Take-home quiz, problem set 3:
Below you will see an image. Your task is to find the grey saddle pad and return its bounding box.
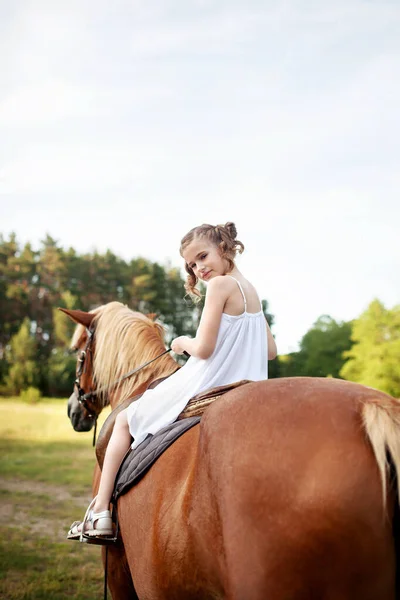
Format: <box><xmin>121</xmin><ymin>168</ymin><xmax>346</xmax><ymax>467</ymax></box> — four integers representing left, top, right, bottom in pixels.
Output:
<box><xmin>113</xmin><ymin>416</ymin><xmax>201</xmax><ymax>500</ymax></box>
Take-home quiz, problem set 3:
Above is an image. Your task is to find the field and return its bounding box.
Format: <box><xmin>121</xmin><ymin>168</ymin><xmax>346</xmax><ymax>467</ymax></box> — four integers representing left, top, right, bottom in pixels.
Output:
<box><xmin>0</xmin><ymin>398</ymin><xmax>111</xmax><ymax>600</ymax></box>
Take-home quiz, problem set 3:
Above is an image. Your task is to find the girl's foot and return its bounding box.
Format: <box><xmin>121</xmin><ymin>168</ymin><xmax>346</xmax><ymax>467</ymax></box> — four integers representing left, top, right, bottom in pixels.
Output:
<box><xmin>67</xmin><ymin>498</ymin><xmax>113</xmax><ymax>540</ymax></box>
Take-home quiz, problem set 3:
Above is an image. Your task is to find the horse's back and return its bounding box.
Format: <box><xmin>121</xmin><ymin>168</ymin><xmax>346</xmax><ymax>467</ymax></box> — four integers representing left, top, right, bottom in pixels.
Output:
<box><xmin>191</xmin><ymin>377</ymin><xmax>396</xmax><ymax>599</ymax></box>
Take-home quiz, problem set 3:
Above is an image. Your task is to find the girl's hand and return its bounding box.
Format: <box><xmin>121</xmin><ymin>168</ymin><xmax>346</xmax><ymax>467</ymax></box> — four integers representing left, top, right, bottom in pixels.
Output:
<box><xmin>171</xmin><ymin>336</ymin><xmax>188</xmax><ymax>355</ymax></box>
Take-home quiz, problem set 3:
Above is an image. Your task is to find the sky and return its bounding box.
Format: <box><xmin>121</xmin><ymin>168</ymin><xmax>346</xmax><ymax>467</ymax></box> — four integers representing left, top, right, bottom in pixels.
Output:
<box><xmin>1</xmin><ymin>0</ymin><xmax>399</xmax><ymax>354</ymax></box>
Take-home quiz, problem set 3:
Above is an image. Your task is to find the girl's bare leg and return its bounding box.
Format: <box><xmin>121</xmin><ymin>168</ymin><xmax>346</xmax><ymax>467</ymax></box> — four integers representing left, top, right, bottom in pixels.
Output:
<box><xmin>93</xmin><ymin>408</ymin><xmax>131</xmax><ymax>513</ymax></box>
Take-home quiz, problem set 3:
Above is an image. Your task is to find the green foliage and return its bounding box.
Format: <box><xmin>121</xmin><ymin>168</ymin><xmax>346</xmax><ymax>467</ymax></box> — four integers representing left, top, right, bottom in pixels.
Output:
<box><xmin>5</xmin><ymin>318</ymin><xmax>39</xmax><ymax>394</ymax></box>
<box><xmin>53</xmin><ymin>290</ymin><xmax>78</xmax><ymax>347</ymax></box>
<box><xmin>340</xmin><ymin>300</ymin><xmax>400</xmax><ymax>396</ymax></box>
<box><xmin>47</xmin><ymin>348</ymin><xmax>77</xmax><ymax>397</ymax></box>
<box><xmin>0</xmin><ymin>233</ymin><xmax>283</xmax><ymax>393</ymax></box>
<box><xmin>278</xmin><ymin>351</ymin><xmax>304</xmax><ymax>377</ymax></box>
<box><xmin>279</xmin><ymin>315</ymin><xmax>352</xmax><ymax>378</ymax></box>
<box><xmin>299</xmin><ymin>315</ymin><xmax>353</xmax><ymax>377</ymax></box>
<box><xmin>47</xmin><ymin>292</ymin><xmax>78</xmax><ymax>396</ymax></box>
<box><xmin>2</xmin><ymin>234</ymin><xmax>399</xmax><ymax>397</ymax></box>
<box><xmin>0</xmin><ymin>234</ymin><xmax>213</xmax><ymax>395</ymax></box>
<box><xmin>262</xmin><ymin>299</ymin><xmax>280</xmax><ymax>378</ymax></box>
<box><xmin>20</xmin><ymin>386</ymin><xmax>42</xmax><ymax>404</ymax></box>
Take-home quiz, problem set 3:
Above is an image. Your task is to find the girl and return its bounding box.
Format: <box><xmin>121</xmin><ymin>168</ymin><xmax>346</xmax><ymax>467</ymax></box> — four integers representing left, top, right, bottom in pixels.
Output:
<box><xmin>68</xmin><ymin>221</ymin><xmax>277</xmax><ymax>540</ymax></box>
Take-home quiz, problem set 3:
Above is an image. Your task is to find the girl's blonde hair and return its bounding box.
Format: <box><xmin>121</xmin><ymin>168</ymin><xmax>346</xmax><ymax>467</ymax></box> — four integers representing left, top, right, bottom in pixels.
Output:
<box><xmin>180</xmin><ymin>221</ymin><xmax>244</xmax><ymax>300</ymax></box>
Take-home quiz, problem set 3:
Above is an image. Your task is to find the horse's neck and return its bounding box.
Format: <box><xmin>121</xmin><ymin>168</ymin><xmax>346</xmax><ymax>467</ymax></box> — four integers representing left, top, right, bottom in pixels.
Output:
<box><xmin>108</xmin><ymin>353</ymin><xmax>178</xmax><ymax>410</ymax></box>
<box><xmin>109</xmin><ymin>380</ymin><xmax>148</xmax><ymax>409</ymax></box>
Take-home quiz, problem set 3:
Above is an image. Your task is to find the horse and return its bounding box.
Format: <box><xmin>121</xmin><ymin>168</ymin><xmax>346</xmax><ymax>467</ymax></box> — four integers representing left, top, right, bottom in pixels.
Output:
<box><xmin>62</xmin><ymin>301</ymin><xmax>400</xmax><ymax>600</ymax></box>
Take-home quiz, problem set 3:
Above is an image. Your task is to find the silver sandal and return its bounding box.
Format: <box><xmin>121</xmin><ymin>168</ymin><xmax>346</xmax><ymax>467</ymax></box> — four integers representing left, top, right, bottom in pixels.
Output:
<box><xmin>67</xmin><ymin>497</ymin><xmax>113</xmax><ymax>541</ymax></box>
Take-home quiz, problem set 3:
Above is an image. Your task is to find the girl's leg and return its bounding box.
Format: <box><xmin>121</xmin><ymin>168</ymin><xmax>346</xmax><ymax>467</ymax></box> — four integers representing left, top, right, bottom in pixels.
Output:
<box><xmin>93</xmin><ymin>408</ymin><xmax>131</xmax><ymax>513</ymax></box>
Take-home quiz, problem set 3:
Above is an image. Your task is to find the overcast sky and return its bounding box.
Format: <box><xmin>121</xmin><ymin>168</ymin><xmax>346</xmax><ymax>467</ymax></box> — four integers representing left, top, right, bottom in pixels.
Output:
<box><xmin>1</xmin><ymin>0</ymin><xmax>399</xmax><ymax>354</ymax></box>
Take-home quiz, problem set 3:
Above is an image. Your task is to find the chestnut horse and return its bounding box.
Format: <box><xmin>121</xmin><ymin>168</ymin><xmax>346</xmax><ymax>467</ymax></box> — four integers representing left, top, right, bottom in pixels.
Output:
<box><xmin>63</xmin><ymin>302</ymin><xmax>400</xmax><ymax>600</ymax></box>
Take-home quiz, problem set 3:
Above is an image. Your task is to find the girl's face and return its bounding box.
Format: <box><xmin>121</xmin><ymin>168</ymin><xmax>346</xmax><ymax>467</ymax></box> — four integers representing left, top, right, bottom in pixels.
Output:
<box><xmin>182</xmin><ymin>237</ymin><xmax>230</xmax><ymax>282</ymax></box>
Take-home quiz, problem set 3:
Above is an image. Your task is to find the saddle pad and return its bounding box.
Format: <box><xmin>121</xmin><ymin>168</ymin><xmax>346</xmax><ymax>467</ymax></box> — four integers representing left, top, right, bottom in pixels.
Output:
<box><xmin>113</xmin><ymin>416</ymin><xmax>200</xmax><ymax>500</ymax></box>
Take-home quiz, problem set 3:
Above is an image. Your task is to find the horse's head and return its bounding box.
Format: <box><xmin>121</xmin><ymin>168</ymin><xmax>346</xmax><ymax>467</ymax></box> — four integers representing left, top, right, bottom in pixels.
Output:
<box><xmin>60</xmin><ymin>307</ymin><xmax>101</xmax><ymax>432</ymax></box>
<box><xmin>60</xmin><ymin>302</ymin><xmax>178</xmax><ymax>434</ymax></box>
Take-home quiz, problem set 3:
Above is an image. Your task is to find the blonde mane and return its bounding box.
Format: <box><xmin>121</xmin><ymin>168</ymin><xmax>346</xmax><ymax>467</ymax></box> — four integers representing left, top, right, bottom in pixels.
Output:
<box><xmin>72</xmin><ymin>302</ymin><xmax>178</xmax><ymax>408</ymax></box>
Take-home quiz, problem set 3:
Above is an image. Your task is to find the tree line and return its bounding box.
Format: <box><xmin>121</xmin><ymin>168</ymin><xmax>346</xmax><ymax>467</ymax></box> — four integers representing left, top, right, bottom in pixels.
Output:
<box><xmin>1</xmin><ymin>233</ymin><xmax>399</xmax><ymax>399</ymax></box>
<box><xmin>279</xmin><ymin>303</ymin><xmax>400</xmax><ymax>397</ymax></box>
<box><xmin>0</xmin><ymin>233</ymin><xmax>276</xmax><ymax>397</ymax></box>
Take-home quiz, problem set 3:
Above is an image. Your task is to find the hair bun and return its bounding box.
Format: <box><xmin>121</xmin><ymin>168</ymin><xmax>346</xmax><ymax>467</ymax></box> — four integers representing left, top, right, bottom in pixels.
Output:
<box><xmin>224</xmin><ymin>222</ymin><xmax>237</xmax><ymax>240</ymax></box>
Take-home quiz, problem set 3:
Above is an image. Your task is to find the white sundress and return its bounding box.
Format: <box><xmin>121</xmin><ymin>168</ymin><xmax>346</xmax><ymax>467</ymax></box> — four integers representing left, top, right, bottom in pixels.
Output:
<box><xmin>127</xmin><ymin>276</ymin><xmax>268</xmax><ymax>449</ymax></box>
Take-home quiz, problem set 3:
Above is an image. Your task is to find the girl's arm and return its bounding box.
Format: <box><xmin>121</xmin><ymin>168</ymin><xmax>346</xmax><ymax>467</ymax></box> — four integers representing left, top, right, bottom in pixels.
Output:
<box><xmin>266</xmin><ymin>321</ymin><xmax>277</xmax><ymax>360</ymax></box>
<box><xmin>173</xmin><ymin>276</ymin><xmax>229</xmax><ymax>360</ymax></box>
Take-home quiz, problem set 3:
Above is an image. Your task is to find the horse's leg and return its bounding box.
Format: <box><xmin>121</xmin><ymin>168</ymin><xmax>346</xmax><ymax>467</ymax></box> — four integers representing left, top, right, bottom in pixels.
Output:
<box><xmin>103</xmin><ymin>544</ymin><xmax>139</xmax><ymax>600</ymax></box>
<box><xmin>117</xmin><ymin>428</ymin><xmax>224</xmax><ymax>600</ymax></box>
<box><xmin>92</xmin><ymin>455</ymin><xmax>138</xmax><ymax>599</ymax></box>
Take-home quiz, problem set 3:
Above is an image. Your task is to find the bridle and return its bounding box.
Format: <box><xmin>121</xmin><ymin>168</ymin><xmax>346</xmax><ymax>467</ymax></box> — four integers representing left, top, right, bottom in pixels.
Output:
<box><xmin>73</xmin><ymin>326</ymin><xmax>173</xmax><ymax>445</ymax></box>
<box><xmin>73</xmin><ymin>327</ymin><xmax>100</xmax><ymax>445</ymax></box>
<box><xmin>74</xmin><ymin>328</ymin><xmax>97</xmax><ymax>413</ymax></box>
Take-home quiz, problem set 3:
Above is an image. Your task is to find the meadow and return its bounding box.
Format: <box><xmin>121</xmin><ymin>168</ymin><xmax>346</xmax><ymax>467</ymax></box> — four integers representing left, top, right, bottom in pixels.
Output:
<box><xmin>0</xmin><ymin>398</ymin><xmax>111</xmax><ymax>600</ymax></box>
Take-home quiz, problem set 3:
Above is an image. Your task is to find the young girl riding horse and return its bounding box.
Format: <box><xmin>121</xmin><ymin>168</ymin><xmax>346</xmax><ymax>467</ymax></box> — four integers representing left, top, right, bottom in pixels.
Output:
<box><xmin>68</xmin><ymin>221</ymin><xmax>277</xmax><ymax>540</ymax></box>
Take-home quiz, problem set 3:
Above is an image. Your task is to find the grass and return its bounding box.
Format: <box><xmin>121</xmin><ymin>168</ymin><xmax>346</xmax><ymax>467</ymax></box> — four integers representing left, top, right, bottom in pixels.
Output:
<box><xmin>0</xmin><ymin>398</ymin><xmax>111</xmax><ymax>599</ymax></box>
<box><xmin>0</xmin><ymin>439</ymin><xmax>99</xmax><ymax>494</ymax></box>
<box><xmin>0</xmin><ymin>528</ymin><xmax>103</xmax><ymax>600</ymax></box>
<box><xmin>0</xmin><ymin>397</ymin><xmax>104</xmax><ymax>442</ymax></box>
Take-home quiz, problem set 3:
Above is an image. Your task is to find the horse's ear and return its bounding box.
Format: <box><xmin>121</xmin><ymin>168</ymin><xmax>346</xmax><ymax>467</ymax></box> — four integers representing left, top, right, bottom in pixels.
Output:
<box><xmin>58</xmin><ymin>308</ymin><xmax>95</xmax><ymax>328</ymax></box>
<box><xmin>146</xmin><ymin>313</ymin><xmax>157</xmax><ymax>321</ymax></box>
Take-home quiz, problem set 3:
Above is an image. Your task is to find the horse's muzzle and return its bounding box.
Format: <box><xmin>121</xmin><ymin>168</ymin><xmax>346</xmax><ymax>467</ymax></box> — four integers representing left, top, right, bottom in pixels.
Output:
<box><xmin>67</xmin><ymin>392</ymin><xmax>95</xmax><ymax>432</ymax></box>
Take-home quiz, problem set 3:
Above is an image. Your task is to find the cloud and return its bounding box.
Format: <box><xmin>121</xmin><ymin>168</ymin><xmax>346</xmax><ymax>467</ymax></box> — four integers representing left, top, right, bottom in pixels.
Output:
<box><xmin>0</xmin><ymin>78</ymin><xmax>174</xmax><ymax>128</ymax></box>
<box><xmin>0</xmin><ymin>81</ymin><xmax>97</xmax><ymax>127</ymax></box>
<box><xmin>1</xmin><ymin>0</ymin><xmax>399</xmax><ymax>353</ymax></box>
<box><xmin>0</xmin><ymin>142</ymin><xmax>155</xmax><ymax>194</ymax></box>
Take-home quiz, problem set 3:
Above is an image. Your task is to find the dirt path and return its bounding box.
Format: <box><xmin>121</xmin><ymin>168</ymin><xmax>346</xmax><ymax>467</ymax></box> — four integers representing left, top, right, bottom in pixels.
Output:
<box><xmin>0</xmin><ymin>477</ymin><xmax>91</xmax><ymax>537</ymax></box>
<box><xmin>0</xmin><ymin>477</ymin><xmax>89</xmax><ymax>503</ymax></box>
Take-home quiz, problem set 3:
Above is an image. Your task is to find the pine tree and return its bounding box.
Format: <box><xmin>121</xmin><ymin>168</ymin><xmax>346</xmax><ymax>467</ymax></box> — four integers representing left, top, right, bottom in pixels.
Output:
<box><xmin>5</xmin><ymin>318</ymin><xmax>39</xmax><ymax>394</ymax></box>
<box><xmin>47</xmin><ymin>291</ymin><xmax>78</xmax><ymax>396</ymax></box>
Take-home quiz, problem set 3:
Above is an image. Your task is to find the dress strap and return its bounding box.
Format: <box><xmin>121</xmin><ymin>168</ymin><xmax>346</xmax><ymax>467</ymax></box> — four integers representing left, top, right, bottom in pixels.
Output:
<box><xmin>228</xmin><ymin>276</ymin><xmax>247</xmax><ymax>311</ymax></box>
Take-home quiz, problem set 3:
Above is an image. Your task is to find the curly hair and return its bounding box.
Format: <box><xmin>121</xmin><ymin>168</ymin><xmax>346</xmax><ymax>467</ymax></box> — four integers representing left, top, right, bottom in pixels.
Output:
<box><xmin>179</xmin><ymin>221</ymin><xmax>245</xmax><ymax>300</ymax></box>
